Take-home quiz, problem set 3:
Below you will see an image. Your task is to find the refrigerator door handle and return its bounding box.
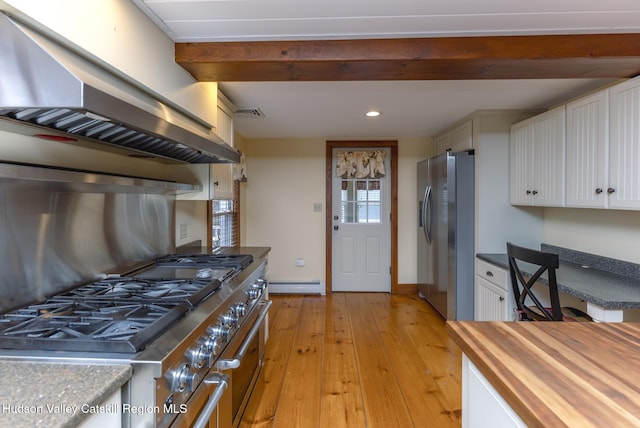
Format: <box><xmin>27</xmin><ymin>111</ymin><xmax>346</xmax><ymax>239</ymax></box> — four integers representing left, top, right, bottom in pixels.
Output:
<box><xmin>423</xmin><ymin>185</ymin><xmax>433</xmax><ymax>245</ymax></box>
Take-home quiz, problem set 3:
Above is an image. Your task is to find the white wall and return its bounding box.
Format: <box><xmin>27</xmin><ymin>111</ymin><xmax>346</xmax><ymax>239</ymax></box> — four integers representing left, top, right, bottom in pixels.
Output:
<box><xmin>175</xmin><ymin>200</ymin><xmax>209</xmax><ymax>248</ymax></box>
<box><xmin>241</xmin><ymin>137</ymin><xmax>431</xmax><ymax>284</ymax></box>
<box><xmin>544</xmin><ymin>208</ymin><xmax>640</xmax><ymax>264</ymax></box>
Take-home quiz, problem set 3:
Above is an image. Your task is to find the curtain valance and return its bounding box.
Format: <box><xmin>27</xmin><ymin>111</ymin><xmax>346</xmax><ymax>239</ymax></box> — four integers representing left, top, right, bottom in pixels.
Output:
<box><xmin>336</xmin><ymin>150</ymin><xmax>386</xmax><ymax>178</ymax></box>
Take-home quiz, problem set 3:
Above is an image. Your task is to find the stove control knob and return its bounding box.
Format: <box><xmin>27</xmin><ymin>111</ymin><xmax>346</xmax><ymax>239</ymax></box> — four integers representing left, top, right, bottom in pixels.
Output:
<box><xmin>168</xmin><ymin>363</ymin><xmax>192</xmax><ymax>393</ymax></box>
<box><xmin>186</xmin><ymin>344</ymin><xmax>207</xmax><ymax>369</ymax></box>
<box><xmin>185</xmin><ymin>371</ymin><xmax>201</xmax><ymax>393</ymax></box>
<box><xmin>247</xmin><ymin>288</ymin><xmax>260</xmax><ymax>300</ymax></box>
<box><xmin>253</xmin><ymin>279</ymin><xmax>267</xmax><ymax>292</ymax></box>
<box><xmin>232</xmin><ymin>302</ymin><xmax>246</xmax><ymax>317</ymax></box>
<box><xmin>219</xmin><ymin>311</ymin><xmax>239</xmax><ymax>327</ymax></box>
<box><xmin>208</xmin><ymin>324</ymin><xmax>230</xmax><ymax>343</ymax></box>
<box><xmin>202</xmin><ymin>335</ymin><xmax>222</xmax><ymax>359</ymax></box>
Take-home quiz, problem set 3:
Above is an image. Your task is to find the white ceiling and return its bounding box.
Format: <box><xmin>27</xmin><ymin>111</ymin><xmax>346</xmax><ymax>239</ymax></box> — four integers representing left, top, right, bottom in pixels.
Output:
<box><xmin>132</xmin><ymin>0</ymin><xmax>640</xmax><ymax>139</ymax></box>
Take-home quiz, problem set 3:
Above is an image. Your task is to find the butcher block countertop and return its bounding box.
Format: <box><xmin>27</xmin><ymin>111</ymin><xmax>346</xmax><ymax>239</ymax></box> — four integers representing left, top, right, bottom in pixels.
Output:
<box><xmin>448</xmin><ymin>321</ymin><xmax>640</xmax><ymax>428</ymax></box>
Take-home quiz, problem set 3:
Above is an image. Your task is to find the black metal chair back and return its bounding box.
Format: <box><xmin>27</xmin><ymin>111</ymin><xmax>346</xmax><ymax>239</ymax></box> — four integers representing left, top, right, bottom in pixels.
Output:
<box><xmin>507</xmin><ymin>242</ymin><xmax>563</xmax><ymax>321</ymax></box>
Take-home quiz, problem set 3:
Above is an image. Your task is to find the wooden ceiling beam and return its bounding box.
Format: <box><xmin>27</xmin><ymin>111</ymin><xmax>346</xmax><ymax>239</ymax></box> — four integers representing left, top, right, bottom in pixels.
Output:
<box><xmin>175</xmin><ymin>34</ymin><xmax>640</xmax><ymax>81</ymax></box>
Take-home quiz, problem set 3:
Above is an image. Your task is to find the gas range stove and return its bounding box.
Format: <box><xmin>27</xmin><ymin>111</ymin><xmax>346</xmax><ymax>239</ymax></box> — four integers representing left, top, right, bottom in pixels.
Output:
<box><xmin>0</xmin><ymin>251</ymin><xmax>269</xmax><ymax>427</ymax></box>
<box><xmin>0</xmin><ymin>253</ymin><xmax>253</xmax><ymax>355</ymax></box>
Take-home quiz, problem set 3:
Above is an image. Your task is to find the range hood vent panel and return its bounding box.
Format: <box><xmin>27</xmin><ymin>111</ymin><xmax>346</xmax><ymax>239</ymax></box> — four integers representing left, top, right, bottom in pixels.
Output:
<box><xmin>0</xmin><ymin>13</ymin><xmax>240</xmax><ymax>164</ymax></box>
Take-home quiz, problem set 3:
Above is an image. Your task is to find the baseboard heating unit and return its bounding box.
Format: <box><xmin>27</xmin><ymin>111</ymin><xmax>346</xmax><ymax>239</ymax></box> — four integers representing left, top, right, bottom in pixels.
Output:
<box><xmin>268</xmin><ymin>280</ymin><xmax>326</xmax><ymax>295</ymax></box>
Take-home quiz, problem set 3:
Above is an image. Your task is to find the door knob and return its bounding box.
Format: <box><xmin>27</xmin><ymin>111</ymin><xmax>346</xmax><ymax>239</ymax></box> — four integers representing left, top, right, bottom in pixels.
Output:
<box><xmin>333</xmin><ymin>225</ymin><xmax>339</xmax><ymax>231</ymax></box>
<box><xmin>333</xmin><ymin>215</ymin><xmax>339</xmax><ymax>220</ymax></box>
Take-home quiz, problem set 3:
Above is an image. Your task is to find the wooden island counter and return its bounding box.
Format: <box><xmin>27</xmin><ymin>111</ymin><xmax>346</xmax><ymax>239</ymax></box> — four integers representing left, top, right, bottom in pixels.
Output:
<box><xmin>447</xmin><ymin>321</ymin><xmax>640</xmax><ymax>427</ymax></box>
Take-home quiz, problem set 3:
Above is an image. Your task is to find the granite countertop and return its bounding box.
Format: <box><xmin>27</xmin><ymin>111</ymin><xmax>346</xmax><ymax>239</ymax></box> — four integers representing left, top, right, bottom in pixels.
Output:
<box><xmin>219</xmin><ymin>246</ymin><xmax>271</xmax><ymax>260</ymax></box>
<box><xmin>477</xmin><ymin>246</ymin><xmax>640</xmax><ymax>309</ymax></box>
<box><xmin>176</xmin><ymin>245</ymin><xmax>272</xmax><ymax>260</ymax></box>
<box><xmin>448</xmin><ymin>321</ymin><xmax>640</xmax><ymax>427</ymax></box>
<box><xmin>0</xmin><ymin>361</ymin><xmax>131</xmax><ymax>427</ymax></box>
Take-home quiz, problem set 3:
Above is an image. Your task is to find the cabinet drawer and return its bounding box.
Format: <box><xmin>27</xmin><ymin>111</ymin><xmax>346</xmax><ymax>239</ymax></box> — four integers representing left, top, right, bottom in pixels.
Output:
<box><xmin>476</xmin><ymin>259</ymin><xmax>507</xmax><ymax>289</ymax></box>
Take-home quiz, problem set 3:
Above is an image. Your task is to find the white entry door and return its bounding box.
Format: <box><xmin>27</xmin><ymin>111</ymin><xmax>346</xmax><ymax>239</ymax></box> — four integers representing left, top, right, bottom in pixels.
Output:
<box><xmin>331</xmin><ymin>148</ymin><xmax>391</xmax><ymax>292</ymax></box>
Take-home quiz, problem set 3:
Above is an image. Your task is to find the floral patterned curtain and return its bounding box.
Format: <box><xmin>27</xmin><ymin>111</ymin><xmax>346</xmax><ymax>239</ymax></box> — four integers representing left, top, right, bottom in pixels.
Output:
<box><xmin>335</xmin><ymin>150</ymin><xmax>386</xmax><ymax>178</ymax></box>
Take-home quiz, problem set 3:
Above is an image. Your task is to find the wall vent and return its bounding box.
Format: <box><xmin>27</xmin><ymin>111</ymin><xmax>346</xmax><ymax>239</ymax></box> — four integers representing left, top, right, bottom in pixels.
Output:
<box><xmin>234</xmin><ymin>107</ymin><xmax>265</xmax><ymax>119</ymax></box>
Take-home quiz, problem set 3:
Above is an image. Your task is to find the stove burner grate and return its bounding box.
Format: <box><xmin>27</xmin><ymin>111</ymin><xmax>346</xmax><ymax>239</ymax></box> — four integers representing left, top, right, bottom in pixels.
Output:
<box><xmin>0</xmin><ymin>299</ymin><xmax>188</xmax><ymax>353</ymax></box>
<box><xmin>54</xmin><ymin>277</ymin><xmax>220</xmax><ymax>307</ymax></box>
<box><xmin>155</xmin><ymin>253</ymin><xmax>254</xmax><ymax>271</ymax></box>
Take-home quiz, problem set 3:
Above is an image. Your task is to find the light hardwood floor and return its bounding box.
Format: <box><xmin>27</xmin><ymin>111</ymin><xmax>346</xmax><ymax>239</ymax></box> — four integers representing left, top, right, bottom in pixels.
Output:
<box><xmin>240</xmin><ymin>293</ymin><xmax>462</xmax><ymax>428</ymax></box>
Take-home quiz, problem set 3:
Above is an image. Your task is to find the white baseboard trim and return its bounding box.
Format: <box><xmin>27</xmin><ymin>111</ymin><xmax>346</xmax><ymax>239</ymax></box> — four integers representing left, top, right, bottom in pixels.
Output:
<box><xmin>269</xmin><ymin>280</ymin><xmax>326</xmax><ymax>295</ymax></box>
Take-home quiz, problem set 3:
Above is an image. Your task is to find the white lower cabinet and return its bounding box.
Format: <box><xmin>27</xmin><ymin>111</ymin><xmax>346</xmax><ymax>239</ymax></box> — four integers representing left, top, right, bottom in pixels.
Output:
<box><xmin>79</xmin><ymin>388</ymin><xmax>121</xmax><ymax>428</ymax></box>
<box><xmin>462</xmin><ymin>354</ymin><xmax>526</xmax><ymax>428</ymax></box>
<box><xmin>475</xmin><ymin>258</ymin><xmax>513</xmax><ymax>321</ymax></box>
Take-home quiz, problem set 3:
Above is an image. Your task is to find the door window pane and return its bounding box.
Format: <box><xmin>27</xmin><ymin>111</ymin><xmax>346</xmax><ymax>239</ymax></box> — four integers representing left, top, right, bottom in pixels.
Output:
<box><xmin>340</xmin><ymin>178</ymin><xmax>381</xmax><ymax>223</ymax></box>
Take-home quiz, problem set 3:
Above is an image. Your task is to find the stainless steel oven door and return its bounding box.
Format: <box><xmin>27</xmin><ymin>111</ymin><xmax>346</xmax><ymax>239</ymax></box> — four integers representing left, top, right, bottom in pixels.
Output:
<box><xmin>216</xmin><ymin>299</ymin><xmax>272</xmax><ymax>427</ymax></box>
<box><xmin>172</xmin><ymin>371</ymin><xmax>229</xmax><ymax>428</ymax></box>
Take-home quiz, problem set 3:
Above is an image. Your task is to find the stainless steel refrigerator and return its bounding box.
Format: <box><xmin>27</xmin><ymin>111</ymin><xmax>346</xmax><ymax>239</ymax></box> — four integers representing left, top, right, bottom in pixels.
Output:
<box><xmin>417</xmin><ymin>151</ymin><xmax>474</xmax><ymax>320</ymax></box>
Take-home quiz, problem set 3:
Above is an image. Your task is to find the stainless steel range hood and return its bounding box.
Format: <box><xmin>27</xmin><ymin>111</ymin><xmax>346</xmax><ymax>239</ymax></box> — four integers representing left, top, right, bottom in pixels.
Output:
<box><xmin>0</xmin><ymin>12</ymin><xmax>240</xmax><ymax>164</ymax></box>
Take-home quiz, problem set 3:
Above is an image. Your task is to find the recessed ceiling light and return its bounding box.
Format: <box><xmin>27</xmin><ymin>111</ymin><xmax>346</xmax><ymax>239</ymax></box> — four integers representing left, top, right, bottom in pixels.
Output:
<box><xmin>365</xmin><ymin>110</ymin><xmax>381</xmax><ymax>117</ymax></box>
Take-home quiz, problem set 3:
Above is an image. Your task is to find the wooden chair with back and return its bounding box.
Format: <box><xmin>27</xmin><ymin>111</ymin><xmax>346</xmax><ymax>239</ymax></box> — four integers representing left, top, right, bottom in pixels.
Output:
<box><xmin>507</xmin><ymin>242</ymin><xmax>592</xmax><ymax>322</ymax></box>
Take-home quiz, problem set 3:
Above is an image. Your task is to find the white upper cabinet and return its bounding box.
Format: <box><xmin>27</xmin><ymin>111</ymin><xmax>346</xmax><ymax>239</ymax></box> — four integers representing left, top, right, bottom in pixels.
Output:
<box><xmin>172</xmin><ymin>92</ymin><xmax>237</xmax><ymax>201</ymax></box>
<box><xmin>609</xmin><ymin>78</ymin><xmax>640</xmax><ymax>210</ymax></box>
<box><xmin>434</xmin><ymin>120</ymin><xmax>473</xmax><ymax>154</ymax></box>
<box><xmin>434</xmin><ymin>133</ymin><xmax>452</xmax><ymax>155</ymax></box>
<box><xmin>510</xmin><ymin>106</ymin><xmax>565</xmax><ymax>206</ymax></box>
<box><xmin>216</xmin><ymin>103</ymin><xmax>235</xmax><ymax>148</ymax></box>
<box><xmin>512</xmin><ymin>75</ymin><xmax>640</xmax><ymax>211</ymax></box>
<box><xmin>509</xmin><ymin>120</ymin><xmax>535</xmax><ymax>205</ymax></box>
<box><xmin>211</xmin><ymin>100</ymin><xmax>236</xmax><ymax>200</ymax></box>
<box><xmin>565</xmin><ymin>91</ymin><xmax>609</xmax><ymax>208</ymax></box>
<box><xmin>211</xmin><ymin>163</ymin><xmax>234</xmax><ymax>200</ymax></box>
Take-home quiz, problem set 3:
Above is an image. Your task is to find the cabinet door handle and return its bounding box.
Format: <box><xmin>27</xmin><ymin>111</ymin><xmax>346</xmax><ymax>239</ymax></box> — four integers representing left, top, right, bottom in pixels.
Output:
<box><xmin>532</xmin><ymin>190</ymin><xmax>538</xmax><ymax>195</ymax></box>
<box><xmin>486</xmin><ymin>271</ymin><xmax>494</xmax><ymax>277</ymax></box>
<box><xmin>607</xmin><ymin>188</ymin><xmax>616</xmax><ymax>194</ymax></box>
<box><xmin>595</xmin><ymin>188</ymin><xmax>603</xmax><ymax>194</ymax></box>
<box><xmin>499</xmin><ymin>297</ymin><xmax>505</xmax><ymax>302</ymax></box>
<box><xmin>526</xmin><ymin>190</ymin><xmax>532</xmax><ymax>195</ymax></box>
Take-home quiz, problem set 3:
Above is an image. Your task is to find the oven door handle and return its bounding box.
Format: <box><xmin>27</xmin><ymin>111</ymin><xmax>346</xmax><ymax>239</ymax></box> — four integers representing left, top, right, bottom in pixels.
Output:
<box><xmin>216</xmin><ymin>299</ymin><xmax>272</xmax><ymax>371</ymax></box>
<box><xmin>192</xmin><ymin>372</ymin><xmax>230</xmax><ymax>428</ymax></box>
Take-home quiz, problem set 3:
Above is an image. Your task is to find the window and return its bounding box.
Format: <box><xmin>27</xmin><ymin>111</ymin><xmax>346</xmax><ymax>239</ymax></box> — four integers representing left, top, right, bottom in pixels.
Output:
<box><xmin>340</xmin><ymin>179</ymin><xmax>381</xmax><ymax>224</ymax></box>
<box><xmin>210</xmin><ymin>180</ymin><xmax>240</xmax><ymax>247</ymax></box>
